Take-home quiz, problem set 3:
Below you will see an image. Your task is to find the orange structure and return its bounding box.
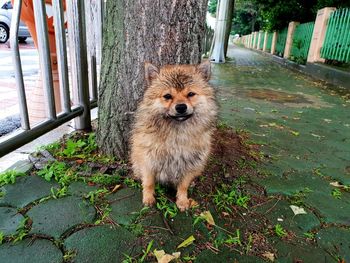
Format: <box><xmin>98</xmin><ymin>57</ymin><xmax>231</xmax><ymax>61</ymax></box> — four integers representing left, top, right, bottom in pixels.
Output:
<box><xmin>13</xmin><ymin>0</ymin><xmax>66</xmax><ymax>123</ymax></box>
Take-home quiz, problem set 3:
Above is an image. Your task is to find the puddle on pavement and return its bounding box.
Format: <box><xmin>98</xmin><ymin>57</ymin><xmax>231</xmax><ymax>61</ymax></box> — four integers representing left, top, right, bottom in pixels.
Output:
<box><xmin>238</xmin><ymin>88</ymin><xmax>333</xmax><ymax>108</ymax></box>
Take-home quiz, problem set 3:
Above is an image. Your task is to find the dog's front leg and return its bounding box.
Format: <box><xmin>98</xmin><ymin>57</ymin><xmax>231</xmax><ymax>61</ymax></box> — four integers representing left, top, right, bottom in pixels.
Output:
<box><xmin>176</xmin><ymin>173</ymin><xmax>198</xmax><ymax>211</ymax></box>
<box><xmin>141</xmin><ymin>171</ymin><xmax>156</xmax><ymax>206</ymax></box>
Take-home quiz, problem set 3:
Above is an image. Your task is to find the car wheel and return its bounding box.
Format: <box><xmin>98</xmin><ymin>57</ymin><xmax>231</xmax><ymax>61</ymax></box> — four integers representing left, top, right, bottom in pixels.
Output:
<box><xmin>0</xmin><ymin>23</ymin><xmax>9</xmax><ymax>44</ymax></box>
<box><xmin>18</xmin><ymin>37</ymin><xmax>27</xmax><ymax>43</ymax></box>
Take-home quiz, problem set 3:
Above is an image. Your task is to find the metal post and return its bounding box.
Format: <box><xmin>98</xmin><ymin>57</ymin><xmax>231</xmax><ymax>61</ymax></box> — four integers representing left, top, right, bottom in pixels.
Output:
<box><xmin>67</xmin><ymin>0</ymin><xmax>91</xmax><ymax>130</ymax></box>
<box><xmin>10</xmin><ymin>0</ymin><xmax>30</xmax><ymax>130</ymax></box>
<box><xmin>52</xmin><ymin>0</ymin><xmax>71</xmax><ymax>113</ymax></box>
<box><xmin>33</xmin><ymin>0</ymin><xmax>56</xmax><ymax>120</ymax></box>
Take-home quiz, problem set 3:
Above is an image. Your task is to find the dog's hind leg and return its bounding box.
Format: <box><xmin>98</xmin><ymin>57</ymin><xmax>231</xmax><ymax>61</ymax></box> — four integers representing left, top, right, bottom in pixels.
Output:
<box><xmin>141</xmin><ymin>170</ymin><xmax>156</xmax><ymax>206</ymax></box>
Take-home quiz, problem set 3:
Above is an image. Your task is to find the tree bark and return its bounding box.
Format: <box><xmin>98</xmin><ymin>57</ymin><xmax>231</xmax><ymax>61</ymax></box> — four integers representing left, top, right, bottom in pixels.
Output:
<box><xmin>97</xmin><ymin>0</ymin><xmax>208</xmax><ymax>159</ymax></box>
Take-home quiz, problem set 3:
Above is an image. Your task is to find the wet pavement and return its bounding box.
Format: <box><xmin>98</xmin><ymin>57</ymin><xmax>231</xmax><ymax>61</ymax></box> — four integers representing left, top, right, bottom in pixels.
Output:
<box><xmin>0</xmin><ymin>45</ymin><xmax>349</xmax><ymax>262</ymax></box>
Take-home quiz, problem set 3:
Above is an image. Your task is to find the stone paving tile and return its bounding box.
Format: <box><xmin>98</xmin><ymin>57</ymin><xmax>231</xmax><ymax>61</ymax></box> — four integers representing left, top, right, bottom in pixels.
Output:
<box><xmin>0</xmin><ymin>175</ymin><xmax>58</xmax><ymax>208</ymax></box>
<box><xmin>0</xmin><ymin>239</ymin><xmax>63</xmax><ymax>263</ymax></box>
<box><xmin>316</xmin><ymin>227</ymin><xmax>350</xmax><ymax>262</ymax></box>
<box><xmin>0</xmin><ymin>207</ymin><xmax>24</xmax><ymax>236</ymax></box>
<box><xmin>64</xmin><ymin>225</ymin><xmax>140</xmax><ymax>263</ymax></box>
<box><xmin>67</xmin><ymin>181</ymin><xmax>100</xmax><ymax>197</ymax></box>
<box><xmin>27</xmin><ymin>196</ymin><xmax>96</xmax><ymax>238</ymax></box>
<box><xmin>108</xmin><ymin>187</ymin><xmax>143</xmax><ymax>225</ymax></box>
<box><xmin>254</xmin><ymin>199</ymin><xmax>320</xmax><ymax>235</ymax></box>
<box><xmin>195</xmin><ymin>248</ymin><xmax>266</xmax><ymax>262</ymax></box>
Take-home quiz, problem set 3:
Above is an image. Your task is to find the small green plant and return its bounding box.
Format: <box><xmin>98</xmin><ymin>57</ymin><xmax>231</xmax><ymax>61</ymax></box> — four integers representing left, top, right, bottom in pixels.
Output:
<box><xmin>274</xmin><ymin>224</ymin><xmax>287</xmax><ymax>238</ymax></box>
<box><xmin>37</xmin><ymin>161</ymin><xmax>76</xmax><ymax>187</ymax></box>
<box><xmin>124</xmin><ymin>178</ymin><xmax>141</xmax><ymax>188</ymax></box>
<box><xmin>90</xmin><ymin>173</ymin><xmax>121</xmax><ymax>186</ymax></box>
<box><xmin>245</xmin><ymin>233</ymin><xmax>253</xmax><ymax>254</ymax></box>
<box><xmin>0</xmin><ymin>191</ymin><xmax>4</xmax><ymax>198</ymax></box>
<box><xmin>95</xmin><ymin>204</ymin><xmax>112</xmax><ymax>225</ymax></box>
<box><xmin>0</xmin><ymin>231</ymin><xmax>4</xmax><ymax>244</ymax></box>
<box><xmin>51</xmin><ymin>186</ymin><xmax>68</xmax><ymax>199</ymax></box>
<box><xmin>126</xmin><ymin>223</ymin><xmax>144</xmax><ymax>236</ymax></box>
<box><xmin>213</xmin><ymin>184</ymin><xmax>250</xmax><ymax>213</ymax></box>
<box><xmin>224</xmin><ymin>229</ymin><xmax>242</xmax><ymax>246</ymax></box>
<box><xmin>0</xmin><ymin>170</ymin><xmax>25</xmax><ymax>186</ymax></box>
<box><xmin>290</xmin><ymin>187</ymin><xmax>313</xmax><ymax>206</ymax></box>
<box><xmin>331</xmin><ymin>189</ymin><xmax>342</xmax><ymax>199</ymax></box>
<box><xmin>85</xmin><ymin>188</ymin><xmax>109</xmax><ymax>204</ymax></box>
<box><xmin>41</xmin><ymin>141</ymin><xmax>61</xmax><ymax>152</ymax></box>
<box><xmin>303</xmin><ymin>232</ymin><xmax>315</xmax><ymax>239</ymax></box>
<box><xmin>12</xmin><ymin>218</ymin><xmax>29</xmax><ymax>243</ymax></box>
<box><xmin>63</xmin><ymin>250</ymin><xmax>77</xmax><ymax>262</ymax></box>
<box><xmin>140</xmin><ymin>240</ymin><xmax>154</xmax><ymax>262</ymax></box>
<box><xmin>156</xmin><ymin>195</ymin><xmax>178</xmax><ymax>219</ymax></box>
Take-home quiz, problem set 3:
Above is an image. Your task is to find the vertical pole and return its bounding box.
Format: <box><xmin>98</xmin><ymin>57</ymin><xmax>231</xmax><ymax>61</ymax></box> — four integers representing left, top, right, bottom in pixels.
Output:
<box><xmin>10</xmin><ymin>0</ymin><xmax>30</xmax><ymax>130</ymax></box>
<box><xmin>307</xmin><ymin>7</ymin><xmax>336</xmax><ymax>63</ymax></box>
<box><xmin>284</xmin><ymin>21</ymin><xmax>299</xmax><ymax>59</ymax></box>
<box><xmin>67</xmin><ymin>0</ymin><xmax>91</xmax><ymax>130</ymax></box>
<box><xmin>52</xmin><ymin>0</ymin><xmax>71</xmax><ymax>113</ymax></box>
<box><xmin>257</xmin><ymin>31</ymin><xmax>261</xmax><ymax>50</ymax></box>
<box><xmin>210</xmin><ymin>0</ymin><xmax>230</xmax><ymax>63</ymax></box>
<box><xmin>33</xmin><ymin>0</ymin><xmax>56</xmax><ymax>120</ymax></box>
<box><xmin>271</xmin><ymin>31</ymin><xmax>277</xmax><ymax>54</ymax></box>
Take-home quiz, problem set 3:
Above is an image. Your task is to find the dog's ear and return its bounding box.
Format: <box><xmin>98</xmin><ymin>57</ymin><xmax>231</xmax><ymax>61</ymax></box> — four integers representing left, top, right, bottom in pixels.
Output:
<box><xmin>145</xmin><ymin>62</ymin><xmax>159</xmax><ymax>86</ymax></box>
<box><xmin>196</xmin><ymin>61</ymin><xmax>211</xmax><ymax>81</ymax></box>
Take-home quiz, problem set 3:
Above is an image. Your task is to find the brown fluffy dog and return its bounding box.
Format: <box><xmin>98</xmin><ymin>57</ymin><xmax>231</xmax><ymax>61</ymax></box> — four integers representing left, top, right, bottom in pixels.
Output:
<box><xmin>130</xmin><ymin>61</ymin><xmax>217</xmax><ymax>211</ymax></box>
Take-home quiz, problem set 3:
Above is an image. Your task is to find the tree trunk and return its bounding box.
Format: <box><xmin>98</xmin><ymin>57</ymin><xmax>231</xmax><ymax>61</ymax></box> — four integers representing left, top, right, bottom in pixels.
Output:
<box><xmin>224</xmin><ymin>0</ymin><xmax>234</xmax><ymax>57</ymax></box>
<box><xmin>96</xmin><ymin>0</ymin><xmax>208</xmax><ymax>159</ymax></box>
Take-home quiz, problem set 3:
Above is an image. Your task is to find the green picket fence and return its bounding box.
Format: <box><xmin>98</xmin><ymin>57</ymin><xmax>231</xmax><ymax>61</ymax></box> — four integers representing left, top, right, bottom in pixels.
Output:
<box><xmin>321</xmin><ymin>8</ymin><xmax>350</xmax><ymax>63</ymax></box>
<box><xmin>259</xmin><ymin>32</ymin><xmax>265</xmax><ymax>49</ymax></box>
<box><xmin>290</xmin><ymin>22</ymin><xmax>315</xmax><ymax>63</ymax></box>
<box><xmin>254</xmin><ymin>33</ymin><xmax>258</xmax><ymax>47</ymax></box>
<box><xmin>275</xmin><ymin>28</ymin><xmax>288</xmax><ymax>56</ymax></box>
<box><xmin>265</xmin><ymin>32</ymin><xmax>273</xmax><ymax>52</ymax></box>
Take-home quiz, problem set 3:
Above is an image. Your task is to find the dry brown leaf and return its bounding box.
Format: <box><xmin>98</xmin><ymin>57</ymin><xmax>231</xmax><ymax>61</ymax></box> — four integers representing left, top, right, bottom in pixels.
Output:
<box><xmin>262</xmin><ymin>252</ymin><xmax>275</xmax><ymax>262</ymax></box>
<box><xmin>111</xmin><ymin>184</ymin><xmax>121</xmax><ymax>193</ymax></box>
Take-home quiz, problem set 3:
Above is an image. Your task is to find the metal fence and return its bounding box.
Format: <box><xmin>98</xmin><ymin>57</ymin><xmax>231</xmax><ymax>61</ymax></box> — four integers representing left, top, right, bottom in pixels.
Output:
<box><xmin>275</xmin><ymin>27</ymin><xmax>288</xmax><ymax>56</ymax></box>
<box><xmin>0</xmin><ymin>0</ymin><xmax>104</xmax><ymax>157</ymax></box>
<box><xmin>290</xmin><ymin>22</ymin><xmax>314</xmax><ymax>63</ymax></box>
<box><xmin>321</xmin><ymin>8</ymin><xmax>350</xmax><ymax>63</ymax></box>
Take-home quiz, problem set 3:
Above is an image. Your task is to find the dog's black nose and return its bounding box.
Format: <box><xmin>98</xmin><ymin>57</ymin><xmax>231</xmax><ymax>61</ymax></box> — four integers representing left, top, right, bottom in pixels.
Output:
<box><xmin>175</xmin><ymin>104</ymin><xmax>187</xmax><ymax>114</ymax></box>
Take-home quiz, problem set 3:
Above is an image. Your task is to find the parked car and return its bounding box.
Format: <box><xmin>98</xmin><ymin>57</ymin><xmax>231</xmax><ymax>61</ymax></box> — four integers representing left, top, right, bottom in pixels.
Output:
<box><xmin>0</xmin><ymin>0</ymin><xmax>31</xmax><ymax>43</ymax></box>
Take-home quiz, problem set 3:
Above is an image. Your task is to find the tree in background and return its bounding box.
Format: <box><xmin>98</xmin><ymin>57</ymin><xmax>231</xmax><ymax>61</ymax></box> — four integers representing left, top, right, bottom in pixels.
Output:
<box><xmin>209</xmin><ymin>0</ymin><xmax>350</xmax><ymax>35</ymax></box>
<box><xmin>97</xmin><ymin>0</ymin><xmax>208</xmax><ymax>159</ymax></box>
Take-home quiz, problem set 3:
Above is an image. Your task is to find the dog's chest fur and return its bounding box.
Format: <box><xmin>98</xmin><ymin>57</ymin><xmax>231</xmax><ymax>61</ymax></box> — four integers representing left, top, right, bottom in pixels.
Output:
<box><xmin>143</xmin><ymin>128</ymin><xmax>211</xmax><ymax>185</ymax></box>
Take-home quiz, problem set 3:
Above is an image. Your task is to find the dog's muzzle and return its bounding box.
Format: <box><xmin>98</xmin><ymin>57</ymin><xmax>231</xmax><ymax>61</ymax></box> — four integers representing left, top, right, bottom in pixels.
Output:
<box><xmin>169</xmin><ymin>113</ymin><xmax>193</xmax><ymax>122</ymax></box>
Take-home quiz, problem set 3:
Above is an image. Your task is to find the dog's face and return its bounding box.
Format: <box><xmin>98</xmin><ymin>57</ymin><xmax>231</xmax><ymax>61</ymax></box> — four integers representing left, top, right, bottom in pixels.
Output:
<box><xmin>144</xmin><ymin>62</ymin><xmax>212</xmax><ymax>122</ymax></box>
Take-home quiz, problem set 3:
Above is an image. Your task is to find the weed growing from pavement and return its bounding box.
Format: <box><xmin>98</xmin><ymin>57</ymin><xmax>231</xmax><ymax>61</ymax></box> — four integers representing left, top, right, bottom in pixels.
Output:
<box><xmin>0</xmin><ymin>170</ymin><xmax>25</xmax><ymax>186</ymax></box>
<box><xmin>95</xmin><ymin>204</ymin><xmax>112</xmax><ymax>225</ymax></box>
<box><xmin>290</xmin><ymin>187</ymin><xmax>313</xmax><ymax>206</ymax></box>
<box><xmin>0</xmin><ymin>232</ymin><xmax>3</xmax><ymax>244</ymax></box>
<box><xmin>84</xmin><ymin>188</ymin><xmax>110</xmax><ymax>204</ymax></box>
<box><xmin>274</xmin><ymin>224</ymin><xmax>287</xmax><ymax>238</ymax></box>
<box><xmin>212</xmin><ymin>183</ymin><xmax>250</xmax><ymax>213</ymax></box>
<box><xmin>63</xmin><ymin>250</ymin><xmax>77</xmax><ymax>262</ymax></box>
<box><xmin>12</xmin><ymin>217</ymin><xmax>30</xmax><ymax>243</ymax></box>
<box><xmin>155</xmin><ymin>185</ymin><xmax>178</xmax><ymax>218</ymax></box>
<box><xmin>331</xmin><ymin>189</ymin><xmax>342</xmax><ymax>199</ymax></box>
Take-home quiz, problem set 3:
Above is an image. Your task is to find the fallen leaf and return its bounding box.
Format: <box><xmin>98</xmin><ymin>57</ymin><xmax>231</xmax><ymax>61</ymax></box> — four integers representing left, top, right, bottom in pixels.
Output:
<box><xmin>262</xmin><ymin>252</ymin><xmax>275</xmax><ymax>262</ymax></box>
<box><xmin>200</xmin><ymin>211</ymin><xmax>215</xmax><ymax>225</ymax></box>
<box><xmin>154</xmin><ymin>249</ymin><xmax>180</xmax><ymax>263</ymax></box>
<box><xmin>290</xmin><ymin>205</ymin><xmax>307</xmax><ymax>215</ymax></box>
<box><xmin>177</xmin><ymin>235</ymin><xmax>195</xmax><ymax>249</ymax></box>
<box><xmin>111</xmin><ymin>184</ymin><xmax>121</xmax><ymax>193</ymax></box>
<box><xmin>290</xmin><ymin>131</ymin><xmax>299</xmax><ymax>136</ymax></box>
<box><xmin>323</xmin><ymin>119</ymin><xmax>332</xmax><ymax>123</ymax></box>
<box><xmin>330</xmin><ymin>182</ymin><xmax>345</xmax><ymax>189</ymax></box>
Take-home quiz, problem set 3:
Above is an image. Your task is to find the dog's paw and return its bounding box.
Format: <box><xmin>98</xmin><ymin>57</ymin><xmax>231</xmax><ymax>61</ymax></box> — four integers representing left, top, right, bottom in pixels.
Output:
<box><xmin>176</xmin><ymin>198</ymin><xmax>190</xmax><ymax>212</ymax></box>
<box><xmin>143</xmin><ymin>194</ymin><xmax>156</xmax><ymax>207</ymax></box>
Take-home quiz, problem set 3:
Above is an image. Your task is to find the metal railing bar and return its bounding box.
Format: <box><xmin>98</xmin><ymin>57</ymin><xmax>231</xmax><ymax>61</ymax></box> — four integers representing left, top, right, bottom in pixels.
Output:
<box><xmin>52</xmin><ymin>0</ymin><xmax>71</xmax><ymax>113</ymax></box>
<box><xmin>9</xmin><ymin>0</ymin><xmax>30</xmax><ymax>130</ymax></box>
<box><xmin>33</xmin><ymin>0</ymin><xmax>56</xmax><ymax>120</ymax></box>
<box><xmin>66</xmin><ymin>0</ymin><xmax>91</xmax><ymax>130</ymax></box>
<box><xmin>89</xmin><ymin>55</ymin><xmax>98</xmax><ymax>101</ymax></box>
<box><xmin>0</xmin><ymin>106</ymin><xmax>84</xmax><ymax>158</ymax></box>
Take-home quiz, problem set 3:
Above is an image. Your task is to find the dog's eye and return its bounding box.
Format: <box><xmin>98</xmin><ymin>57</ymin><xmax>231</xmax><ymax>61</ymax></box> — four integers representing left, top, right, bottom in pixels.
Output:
<box><xmin>187</xmin><ymin>92</ymin><xmax>196</xmax><ymax>97</ymax></box>
<box><xmin>163</xmin><ymin>94</ymin><xmax>172</xmax><ymax>100</ymax></box>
